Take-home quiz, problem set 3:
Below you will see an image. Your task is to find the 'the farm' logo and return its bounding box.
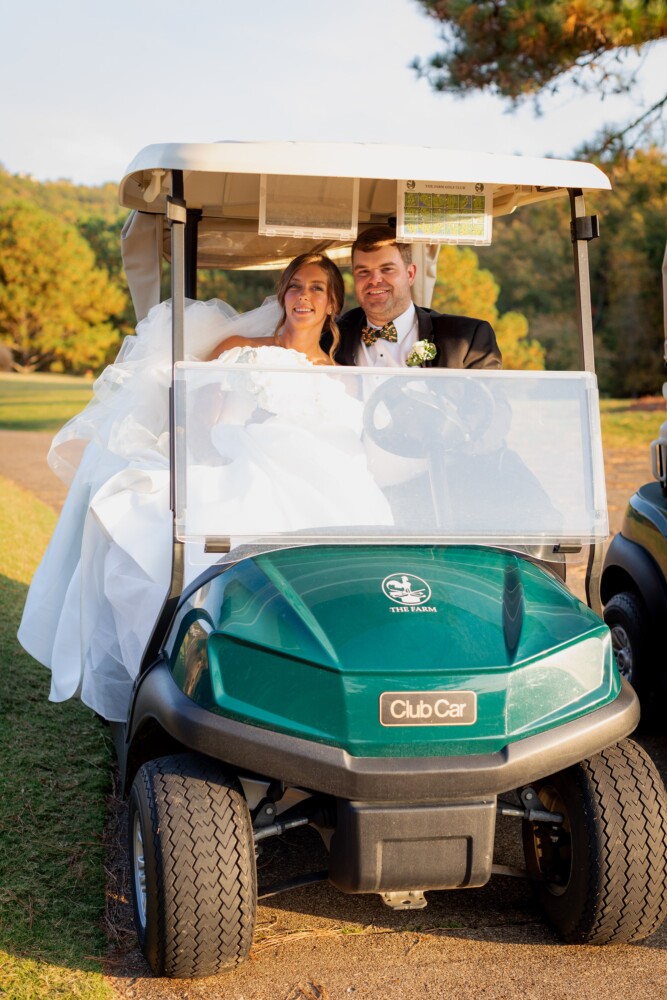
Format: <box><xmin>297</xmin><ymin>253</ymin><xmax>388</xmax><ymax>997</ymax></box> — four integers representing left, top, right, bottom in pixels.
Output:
<box><xmin>382</xmin><ymin>573</ymin><xmax>432</xmax><ymax>607</ymax></box>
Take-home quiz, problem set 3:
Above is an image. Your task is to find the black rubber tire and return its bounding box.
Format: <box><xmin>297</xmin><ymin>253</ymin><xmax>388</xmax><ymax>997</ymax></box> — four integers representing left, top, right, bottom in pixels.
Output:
<box><xmin>522</xmin><ymin>738</ymin><xmax>667</xmax><ymax>944</ymax></box>
<box><xmin>603</xmin><ymin>591</ymin><xmax>647</xmax><ymax>696</ymax></box>
<box><xmin>128</xmin><ymin>753</ymin><xmax>257</xmax><ymax>978</ymax></box>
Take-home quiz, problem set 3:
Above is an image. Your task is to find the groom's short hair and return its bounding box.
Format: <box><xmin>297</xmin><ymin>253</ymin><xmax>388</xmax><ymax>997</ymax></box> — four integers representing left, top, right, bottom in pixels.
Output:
<box><xmin>351</xmin><ymin>225</ymin><xmax>412</xmax><ymax>267</ymax></box>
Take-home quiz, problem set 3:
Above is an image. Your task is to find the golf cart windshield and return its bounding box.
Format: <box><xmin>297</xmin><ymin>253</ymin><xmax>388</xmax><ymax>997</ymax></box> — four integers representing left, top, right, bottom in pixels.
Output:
<box><xmin>112</xmin><ymin>140</ymin><xmax>616</xmax><ymax>663</ymax></box>
<box><xmin>174</xmin><ymin>364</ymin><xmax>607</xmax><ymax>557</ymax></box>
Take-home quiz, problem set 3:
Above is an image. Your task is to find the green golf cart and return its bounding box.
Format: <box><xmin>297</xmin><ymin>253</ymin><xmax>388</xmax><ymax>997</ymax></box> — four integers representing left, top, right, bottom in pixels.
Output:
<box><xmin>109</xmin><ymin>142</ymin><xmax>667</xmax><ymax>978</ymax></box>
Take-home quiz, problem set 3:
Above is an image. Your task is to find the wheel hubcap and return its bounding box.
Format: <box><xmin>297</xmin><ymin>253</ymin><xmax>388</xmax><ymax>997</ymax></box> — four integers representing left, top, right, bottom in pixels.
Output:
<box><xmin>132</xmin><ymin>813</ymin><xmax>147</xmax><ymax>930</ymax></box>
<box><xmin>610</xmin><ymin>624</ymin><xmax>633</xmax><ymax>682</ymax></box>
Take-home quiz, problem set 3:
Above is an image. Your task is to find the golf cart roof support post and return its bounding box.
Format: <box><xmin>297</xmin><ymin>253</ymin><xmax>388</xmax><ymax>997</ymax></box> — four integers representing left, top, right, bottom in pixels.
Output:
<box><xmin>568</xmin><ymin>188</ymin><xmax>596</xmax><ymax>374</ymax></box>
<box><xmin>138</xmin><ymin>172</ymin><xmax>188</xmax><ymax>676</ymax></box>
<box><xmin>138</xmin><ymin>536</ymin><xmax>185</xmax><ymax>675</ymax></box>
<box><xmin>167</xmin><ymin>171</ymin><xmax>187</xmax><ymax>514</ymax></box>
<box><xmin>585</xmin><ymin>544</ymin><xmax>604</xmax><ymax>618</ymax></box>
<box><xmin>143</xmin><ymin>175</ymin><xmax>190</xmax><ymax>677</ymax></box>
<box><xmin>569</xmin><ymin>188</ymin><xmax>603</xmax><ymax>617</ymax></box>
<box><xmin>185</xmin><ymin>209</ymin><xmax>202</xmax><ymax>300</ymax></box>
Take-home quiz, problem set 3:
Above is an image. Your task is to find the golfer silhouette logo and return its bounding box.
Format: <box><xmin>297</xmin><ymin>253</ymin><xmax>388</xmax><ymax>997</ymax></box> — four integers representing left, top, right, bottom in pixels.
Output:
<box><xmin>382</xmin><ymin>573</ymin><xmax>431</xmax><ymax>606</ymax></box>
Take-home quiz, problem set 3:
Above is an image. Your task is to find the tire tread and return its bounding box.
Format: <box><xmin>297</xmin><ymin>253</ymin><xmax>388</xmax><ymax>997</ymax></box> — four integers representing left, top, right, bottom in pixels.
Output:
<box><xmin>525</xmin><ymin>738</ymin><xmax>667</xmax><ymax>945</ymax></box>
<box><xmin>580</xmin><ymin>740</ymin><xmax>667</xmax><ymax>944</ymax></box>
<box><xmin>131</xmin><ymin>753</ymin><xmax>257</xmax><ymax>978</ymax></box>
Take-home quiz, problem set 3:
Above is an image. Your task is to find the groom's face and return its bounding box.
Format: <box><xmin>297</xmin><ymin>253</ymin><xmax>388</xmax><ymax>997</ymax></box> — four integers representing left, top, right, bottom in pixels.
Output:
<box><xmin>352</xmin><ymin>245</ymin><xmax>416</xmax><ymax>326</ymax></box>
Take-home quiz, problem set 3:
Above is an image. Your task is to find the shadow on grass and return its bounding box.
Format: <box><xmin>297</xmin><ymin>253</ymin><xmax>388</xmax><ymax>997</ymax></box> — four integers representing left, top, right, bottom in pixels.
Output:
<box><xmin>0</xmin><ymin>573</ymin><xmax>114</xmax><ymax>974</ymax></box>
<box><xmin>607</xmin><ymin>398</ymin><xmax>664</xmax><ymax>413</ymax></box>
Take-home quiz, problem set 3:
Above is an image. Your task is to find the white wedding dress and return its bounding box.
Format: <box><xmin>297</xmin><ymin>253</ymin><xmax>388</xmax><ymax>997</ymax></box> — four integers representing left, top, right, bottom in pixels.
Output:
<box><xmin>18</xmin><ymin>297</ymin><xmax>392</xmax><ymax>722</ymax></box>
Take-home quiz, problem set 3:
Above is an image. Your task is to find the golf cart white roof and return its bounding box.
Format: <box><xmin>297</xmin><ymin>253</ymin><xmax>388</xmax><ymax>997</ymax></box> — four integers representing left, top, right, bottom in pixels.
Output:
<box><xmin>120</xmin><ymin>140</ymin><xmax>610</xmax><ymax>217</ymax></box>
<box><xmin>118</xmin><ymin>140</ymin><xmax>611</xmax><ymax>319</ymax></box>
<box><xmin>119</xmin><ymin>141</ymin><xmax>611</xmax><ymax>262</ymax></box>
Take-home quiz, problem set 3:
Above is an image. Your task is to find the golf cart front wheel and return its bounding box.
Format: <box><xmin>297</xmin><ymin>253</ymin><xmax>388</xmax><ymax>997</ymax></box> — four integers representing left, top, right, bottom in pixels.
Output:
<box><xmin>522</xmin><ymin>739</ymin><xmax>667</xmax><ymax>944</ymax></box>
<box><xmin>128</xmin><ymin>753</ymin><xmax>257</xmax><ymax>978</ymax></box>
<box><xmin>603</xmin><ymin>591</ymin><xmax>647</xmax><ymax>695</ymax></box>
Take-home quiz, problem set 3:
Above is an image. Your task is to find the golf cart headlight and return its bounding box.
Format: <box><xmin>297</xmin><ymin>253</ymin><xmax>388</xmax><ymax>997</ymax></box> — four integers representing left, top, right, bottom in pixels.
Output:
<box><xmin>506</xmin><ymin>632</ymin><xmax>612</xmax><ymax>735</ymax></box>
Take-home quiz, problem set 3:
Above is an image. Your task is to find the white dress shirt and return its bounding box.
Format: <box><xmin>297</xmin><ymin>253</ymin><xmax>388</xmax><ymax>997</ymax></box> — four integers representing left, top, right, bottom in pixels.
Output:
<box><xmin>355</xmin><ymin>303</ymin><xmax>418</xmax><ymax>367</ymax></box>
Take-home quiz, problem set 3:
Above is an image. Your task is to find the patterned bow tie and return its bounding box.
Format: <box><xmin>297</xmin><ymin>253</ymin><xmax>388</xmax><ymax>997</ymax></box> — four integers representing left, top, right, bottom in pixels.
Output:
<box><xmin>361</xmin><ymin>321</ymin><xmax>398</xmax><ymax>346</ymax></box>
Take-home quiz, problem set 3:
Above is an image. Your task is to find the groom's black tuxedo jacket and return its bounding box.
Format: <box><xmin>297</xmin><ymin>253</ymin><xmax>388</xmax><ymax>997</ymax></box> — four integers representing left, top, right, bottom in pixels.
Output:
<box><xmin>334</xmin><ymin>306</ymin><xmax>501</xmax><ymax>369</ymax></box>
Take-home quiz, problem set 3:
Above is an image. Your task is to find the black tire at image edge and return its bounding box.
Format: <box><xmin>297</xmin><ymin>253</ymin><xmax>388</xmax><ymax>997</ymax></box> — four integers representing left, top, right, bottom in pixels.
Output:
<box><xmin>522</xmin><ymin>738</ymin><xmax>667</xmax><ymax>945</ymax></box>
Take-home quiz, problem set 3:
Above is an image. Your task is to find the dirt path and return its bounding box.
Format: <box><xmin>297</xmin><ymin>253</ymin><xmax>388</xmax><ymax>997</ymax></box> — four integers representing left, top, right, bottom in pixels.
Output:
<box><xmin>3</xmin><ymin>431</ymin><xmax>667</xmax><ymax>1000</ymax></box>
<box><xmin>0</xmin><ymin>430</ymin><xmax>69</xmax><ymax>512</ymax></box>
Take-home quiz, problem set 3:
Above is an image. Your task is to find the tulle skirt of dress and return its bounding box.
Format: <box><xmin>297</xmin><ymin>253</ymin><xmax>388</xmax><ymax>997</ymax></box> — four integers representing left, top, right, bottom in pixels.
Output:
<box><xmin>18</xmin><ymin>297</ymin><xmax>393</xmax><ymax>722</ymax></box>
<box><xmin>18</xmin><ymin>297</ymin><xmax>240</xmax><ymax>720</ymax></box>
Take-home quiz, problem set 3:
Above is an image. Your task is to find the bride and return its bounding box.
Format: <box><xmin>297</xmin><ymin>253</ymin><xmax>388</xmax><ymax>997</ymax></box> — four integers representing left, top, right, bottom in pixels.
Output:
<box><xmin>18</xmin><ymin>253</ymin><xmax>393</xmax><ymax>722</ymax></box>
<box><xmin>207</xmin><ymin>251</ymin><xmax>342</xmax><ymax>364</ymax></box>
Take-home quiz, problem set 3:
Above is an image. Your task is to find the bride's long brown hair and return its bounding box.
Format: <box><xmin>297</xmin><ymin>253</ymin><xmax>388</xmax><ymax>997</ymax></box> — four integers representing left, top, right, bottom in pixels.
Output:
<box><xmin>274</xmin><ymin>253</ymin><xmax>345</xmax><ymax>362</ymax></box>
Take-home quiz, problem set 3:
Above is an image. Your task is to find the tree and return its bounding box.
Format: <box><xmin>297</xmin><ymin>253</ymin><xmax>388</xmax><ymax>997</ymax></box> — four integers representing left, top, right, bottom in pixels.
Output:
<box><xmin>412</xmin><ymin>0</ymin><xmax>667</xmax><ymax>152</ymax></box>
<box><xmin>432</xmin><ymin>243</ymin><xmax>545</xmax><ymax>368</ymax></box>
<box><xmin>78</xmin><ymin>215</ymin><xmax>136</xmax><ymax>340</ymax></box>
<box><xmin>594</xmin><ymin>148</ymin><xmax>667</xmax><ymax>394</ymax></box>
<box><xmin>0</xmin><ymin>165</ymin><xmax>122</xmax><ymax>224</ymax></box>
<box><xmin>477</xmin><ymin>148</ymin><xmax>667</xmax><ymax>394</ymax></box>
<box><xmin>477</xmin><ymin>196</ymin><xmax>584</xmax><ymax>371</ymax></box>
<box><xmin>0</xmin><ymin>201</ymin><xmax>127</xmax><ymax>373</ymax></box>
<box><xmin>196</xmin><ymin>268</ymin><xmax>279</xmax><ymax>313</ymax></box>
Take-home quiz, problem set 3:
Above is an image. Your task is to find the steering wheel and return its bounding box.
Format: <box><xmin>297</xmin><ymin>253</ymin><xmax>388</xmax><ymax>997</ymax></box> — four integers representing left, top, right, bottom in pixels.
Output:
<box><xmin>362</xmin><ymin>375</ymin><xmax>496</xmax><ymax>458</ymax></box>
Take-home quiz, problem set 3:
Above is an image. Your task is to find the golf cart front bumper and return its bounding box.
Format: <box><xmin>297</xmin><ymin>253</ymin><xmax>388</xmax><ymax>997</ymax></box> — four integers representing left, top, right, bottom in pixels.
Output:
<box><xmin>128</xmin><ymin>659</ymin><xmax>638</xmax><ymax>801</ymax></box>
<box><xmin>120</xmin><ymin>662</ymin><xmax>639</xmax><ymax>893</ymax></box>
<box><xmin>123</xmin><ymin>663</ymin><xmax>638</xmax><ymax>893</ymax></box>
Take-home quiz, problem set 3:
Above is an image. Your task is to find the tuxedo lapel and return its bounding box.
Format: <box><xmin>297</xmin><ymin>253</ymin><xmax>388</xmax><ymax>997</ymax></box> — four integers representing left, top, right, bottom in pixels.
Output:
<box><xmin>338</xmin><ymin>307</ymin><xmax>365</xmax><ymax>365</ymax></box>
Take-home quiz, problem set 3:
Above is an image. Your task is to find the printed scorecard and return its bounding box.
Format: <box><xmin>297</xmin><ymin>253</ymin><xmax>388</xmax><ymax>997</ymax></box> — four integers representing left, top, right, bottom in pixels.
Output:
<box><xmin>397</xmin><ymin>180</ymin><xmax>493</xmax><ymax>245</ymax></box>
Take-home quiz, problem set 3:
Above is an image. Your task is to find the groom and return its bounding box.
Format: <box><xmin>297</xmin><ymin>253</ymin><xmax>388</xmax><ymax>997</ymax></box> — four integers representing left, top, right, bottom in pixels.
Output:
<box><xmin>335</xmin><ymin>226</ymin><xmax>501</xmax><ymax>368</ymax></box>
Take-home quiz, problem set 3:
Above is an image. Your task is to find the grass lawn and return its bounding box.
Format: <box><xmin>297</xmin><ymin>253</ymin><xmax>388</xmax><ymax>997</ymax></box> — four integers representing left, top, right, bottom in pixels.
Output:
<box><xmin>0</xmin><ymin>371</ymin><xmax>665</xmax><ymax>449</ymax></box>
<box><xmin>0</xmin><ymin>372</ymin><xmax>94</xmax><ymax>432</ymax></box>
<box><xmin>599</xmin><ymin>396</ymin><xmax>665</xmax><ymax>450</ymax></box>
<box><xmin>0</xmin><ymin>476</ymin><xmax>114</xmax><ymax>999</ymax></box>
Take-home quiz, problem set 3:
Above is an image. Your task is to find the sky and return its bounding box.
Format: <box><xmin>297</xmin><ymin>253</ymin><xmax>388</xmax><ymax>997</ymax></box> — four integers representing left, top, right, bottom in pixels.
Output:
<box><xmin>2</xmin><ymin>0</ymin><xmax>666</xmax><ymax>187</ymax></box>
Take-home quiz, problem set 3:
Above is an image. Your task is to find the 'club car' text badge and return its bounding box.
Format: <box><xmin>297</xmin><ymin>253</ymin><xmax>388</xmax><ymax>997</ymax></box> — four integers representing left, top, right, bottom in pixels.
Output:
<box><xmin>379</xmin><ymin>691</ymin><xmax>477</xmax><ymax>726</ymax></box>
<box><xmin>382</xmin><ymin>573</ymin><xmax>437</xmax><ymax>613</ymax></box>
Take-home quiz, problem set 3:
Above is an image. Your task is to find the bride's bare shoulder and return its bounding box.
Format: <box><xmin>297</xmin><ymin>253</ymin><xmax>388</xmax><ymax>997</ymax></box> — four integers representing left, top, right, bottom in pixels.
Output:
<box><xmin>207</xmin><ymin>335</ymin><xmax>274</xmax><ymax>360</ymax></box>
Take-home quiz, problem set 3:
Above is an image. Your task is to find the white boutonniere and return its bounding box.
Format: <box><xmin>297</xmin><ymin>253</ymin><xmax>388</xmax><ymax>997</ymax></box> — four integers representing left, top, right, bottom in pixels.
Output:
<box><xmin>406</xmin><ymin>340</ymin><xmax>437</xmax><ymax>367</ymax></box>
